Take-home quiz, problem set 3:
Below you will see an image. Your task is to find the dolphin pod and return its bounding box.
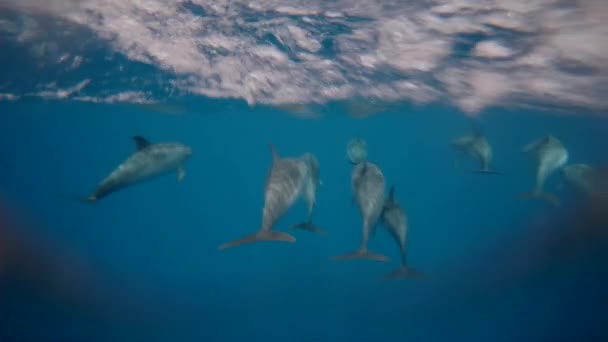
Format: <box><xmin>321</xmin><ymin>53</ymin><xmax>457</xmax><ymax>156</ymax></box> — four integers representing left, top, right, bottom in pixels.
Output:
<box><xmin>71</xmin><ymin>128</ymin><xmax>591</xmax><ymax>280</ymax></box>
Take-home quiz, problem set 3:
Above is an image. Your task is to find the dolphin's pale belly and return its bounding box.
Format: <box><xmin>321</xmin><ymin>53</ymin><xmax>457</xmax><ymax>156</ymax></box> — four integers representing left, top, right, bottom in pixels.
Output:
<box><xmin>541</xmin><ymin>148</ymin><xmax>568</xmax><ymax>174</ymax></box>
<box><xmin>94</xmin><ymin>151</ymin><xmax>182</xmax><ymax>198</ymax></box>
<box><xmin>356</xmin><ymin>185</ymin><xmax>385</xmax><ymax>226</ymax></box>
<box><xmin>352</xmin><ymin>163</ymin><xmax>385</xmax><ymax>230</ymax></box>
<box><xmin>261</xmin><ymin>159</ymin><xmax>308</xmax><ymax>230</ymax></box>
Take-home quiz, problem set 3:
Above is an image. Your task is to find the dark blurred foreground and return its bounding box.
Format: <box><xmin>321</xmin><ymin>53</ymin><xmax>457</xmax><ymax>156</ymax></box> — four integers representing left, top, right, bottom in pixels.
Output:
<box><xmin>1</xmin><ymin>179</ymin><xmax>608</xmax><ymax>341</ymax></box>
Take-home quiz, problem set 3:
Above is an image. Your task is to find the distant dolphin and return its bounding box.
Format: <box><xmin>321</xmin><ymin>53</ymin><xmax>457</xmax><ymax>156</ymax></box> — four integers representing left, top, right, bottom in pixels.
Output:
<box><xmin>520</xmin><ymin>134</ymin><xmax>568</xmax><ymax>206</ymax></box>
<box><xmin>331</xmin><ymin>161</ymin><xmax>390</xmax><ymax>262</ymax></box>
<box><xmin>561</xmin><ymin>163</ymin><xmax>608</xmax><ymax>198</ymax></box>
<box><xmin>451</xmin><ymin>127</ymin><xmax>499</xmax><ymax>174</ymax></box>
<box><xmin>77</xmin><ymin>136</ymin><xmax>192</xmax><ymax>203</ymax></box>
<box><xmin>290</xmin><ymin>152</ymin><xmax>325</xmax><ymax>235</ymax></box>
<box><xmin>218</xmin><ymin>143</ymin><xmax>306</xmax><ymax>250</ymax></box>
<box><xmin>346</xmin><ymin>138</ymin><xmax>368</xmax><ymax>165</ymax></box>
<box><xmin>381</xmin><ymin>186</ymin><xmax>424</xmax><ymax>279</ymax></box>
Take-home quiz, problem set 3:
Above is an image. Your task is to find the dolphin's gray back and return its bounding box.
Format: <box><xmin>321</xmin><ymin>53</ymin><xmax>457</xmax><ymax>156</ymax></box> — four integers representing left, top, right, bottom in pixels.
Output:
<box><xmin>94</xmin><ymin>143</ymin><xmax>191</xmax><ymax>199</ymax></box>
<box><xmin>383</xmin><ymin>204</ymin><xmax>407</xmax><ymax>248</ymax></box>
<box><xmin>262</xmin><ymin>158</ymin><xmax>308</xmax><ymax>231</ymax></box>
<box><xmin>382</xmin><ymin>201</ymin><xmax>408</xmax><ymax>264</ymax></box>
<box><xmin>352</xmin><ymin>162</ymin><xmax>385</xmax><ymax>230</ymax></box>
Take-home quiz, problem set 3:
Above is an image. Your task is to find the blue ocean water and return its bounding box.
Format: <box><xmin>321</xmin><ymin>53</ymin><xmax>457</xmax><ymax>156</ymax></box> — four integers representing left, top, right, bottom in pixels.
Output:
<box><xmin>1</xmin><ymin>1</ymin><xmax>608</xmax><ymax>341</ymax></box>
<box><xmin>1</xmin><ymin>98</ymin><xmax>607</xmax><ymax>342</ymax></box>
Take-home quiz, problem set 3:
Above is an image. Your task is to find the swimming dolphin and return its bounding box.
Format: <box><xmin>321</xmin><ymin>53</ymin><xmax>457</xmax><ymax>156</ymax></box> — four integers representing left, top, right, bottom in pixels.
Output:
<box><xmin>77</xmin><ymin>136</ymin><xmax>192</xmax><ymax>203</ymax></box>
<box><xmin>381</xmin><ymin>186</ymin><xmax>424</xmax><ymax>279</ymax></box>
<box><xmin>346</xmin><ymin>137</ymin><xmax>368</xmax><ymax>165</ymax></box>
<box><xmin>451</xmin><ymin>127</ymin><xmax>499</xmax><ymax>174</ymax></box>
<box><xmin>331</xmin><ymin>161</ymin><xmax>390</xmax><ymax>262</ymax></box>
<box><xmin>218</xmin><ymin>143</ymin><xmax>306</xmax><ymax>250</ymax></box>
<box><xmin>561</xmin><ymin>163</ymin><xmax>608</xmax><ymax>198</ymax></box>
<box><xmin>290</xmin><ymin>152</ymin><xmax>325</xmax><ymax>235</ymax></box>
<box><xmin>520</xmin><ymin>134</ymin><xmax>568</xmax><ymax>206</ymax></box>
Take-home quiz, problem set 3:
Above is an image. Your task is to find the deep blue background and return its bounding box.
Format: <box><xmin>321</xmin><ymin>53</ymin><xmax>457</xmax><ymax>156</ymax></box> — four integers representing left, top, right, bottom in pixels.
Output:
<box><xmin>1</xmin><ymin>98</ymin><xmax>607</xmax><ymax>341</ymax></box>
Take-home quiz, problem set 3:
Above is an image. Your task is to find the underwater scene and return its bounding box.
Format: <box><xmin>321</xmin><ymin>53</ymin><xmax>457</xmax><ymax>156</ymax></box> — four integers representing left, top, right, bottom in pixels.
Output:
<box><xmin>1</xmin><ymin>1</ymin><xmax>607</xmax><ymax>341</ymax></box>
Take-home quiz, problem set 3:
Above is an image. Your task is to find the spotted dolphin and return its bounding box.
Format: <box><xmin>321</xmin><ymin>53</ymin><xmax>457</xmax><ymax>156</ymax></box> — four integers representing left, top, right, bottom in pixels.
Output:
<box><xmin>78</xmin><ymin>136</ymin><xmax>192</xmax><ymax>203</ymax></box>
<box><xmin>290</xmin><ymin>152</ymin><xmax>325</xmax><ymax>235</ymax></box>
<box><xmin>451</xmin><ymin>128</ymin><xmax>499</xmax><ymax>174</ymax></box>
<box><xmin>331</xmin><ymin>161</ymin><xmax>390</xmax><ymax>262</ymax></box>
<box><xmin>381</xmin><ymin>186</ymin><xmax>424</xmax><ymax>279</ymax></box>
<box><xmin>520</xmin><ymin>134</ymin><xmax>568</xmax><ymax>206</ymax></box>
<box><xmin>561</xmin><ymin>163</ymin><xmax>608</xmax><ymax>198</ymax></box>
<box><xmin>218</xmin><ymin>144</ymin><xmax>307</xmax><ymax>250</ymax></box>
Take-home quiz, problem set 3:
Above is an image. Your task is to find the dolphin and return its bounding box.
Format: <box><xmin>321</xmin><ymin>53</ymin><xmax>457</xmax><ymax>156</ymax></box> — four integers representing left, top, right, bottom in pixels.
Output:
<box><xmin>451</xmin><ymin>127</ymin><xmax>499</xmax><ymax>174</ymax></box>
<box><xmin>290</xmin><ymin>152</ymin><xmax>325</xmax><ymax>235</ymax></box>
<box><xmin>218</xmin><ymin>143</ymin><xmax>306</xmax><ymax>250</ymax></box>
<box><xmin>331</xmin><ymin>161</ymin><xmax>390</xmax><ymax>262</ymax></box>
<box><xmin>346</xmin><ymin>137</ymin><xmax>368</xmax><ymax>165</ymax></box>
<box><xmin>77</xmin><ymin>136</ymin><xmax>192</xmax><ymax>203</ymax></box>
<box><xmin>561</xmin><ymin>163</ymin><xmax>608</xmax><ymax>198</ymax></box>
<box><xmin>520</xmin><ymin>134</ymin><xmax>568</xmax><ymax>206</ymax></box>
<box><xmin>381</xmin><ymin>186</ymin><xmax>424</xmax><ymax>279</ymax></box>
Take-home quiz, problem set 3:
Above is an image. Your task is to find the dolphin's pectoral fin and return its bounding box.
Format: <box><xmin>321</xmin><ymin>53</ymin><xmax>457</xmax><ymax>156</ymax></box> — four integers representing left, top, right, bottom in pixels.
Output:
<box><xmin>382</xmin><ymin>266</ymin><xmax>425</xmax><ymax>280</ymax></box>
<box><xmin>177</xmin><ymin>166</ymin><xmax>186</xmax><ymax>182</ymax></box>
<box><xmin>330</xmin><ymin>249</ymin><xmax>390</xmax><ymax>262</ymax></box>
<box><xmin>518</xmin><ymin>191</ymin><xmax>561</xmax><ymax>207</ymax></box>
<box><xmin>290</xmin><ymin>221</ymin><xmax>326</xmax><ymax>235</ymax></box>
<box><xmin>218</xmin><ymin>230</ymin><xmax>296</xmax><ymax>251</ymax></box>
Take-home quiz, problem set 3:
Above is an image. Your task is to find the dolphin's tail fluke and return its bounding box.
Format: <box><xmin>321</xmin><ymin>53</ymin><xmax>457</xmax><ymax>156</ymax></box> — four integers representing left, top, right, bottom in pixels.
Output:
<box><xmin>218</xmin><ymin>230</ymin><xmax>296</xmax><ymax>251</ymax></box>
<box><xmin>519</xmin><ymin>190</ymin><xmax>560</xmax><ymax>207</ymax></box>
<box><xmin>382</xmin><ymin>266</ymin><xmax>425</xmax><ymax>280</ymax></box>
<box><xmin>468</xmin><ymin>169</ymin><xmax>502</xmax><ymax>175</ymax></box>
<box><xmin>290</xmin><ymin>220</ymin><xmax>326</xmax><ymax>235</ymax></box>
<box><xmin>330</xmin><ymin>249</ymin><xmax>390</xmax><ymax>262</ymax></box>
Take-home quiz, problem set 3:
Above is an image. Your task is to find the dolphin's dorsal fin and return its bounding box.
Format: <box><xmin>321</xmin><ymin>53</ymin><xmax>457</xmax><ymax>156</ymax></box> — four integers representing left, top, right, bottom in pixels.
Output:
<box><xmin>268</xmin><ymin>142</ymin><xmax>279</xmax><ymax>162</ymax></box>
<box><xmin>134</xmin><ymin>136</ymin><xmax>151</xmax><ymax>151</ymax></box>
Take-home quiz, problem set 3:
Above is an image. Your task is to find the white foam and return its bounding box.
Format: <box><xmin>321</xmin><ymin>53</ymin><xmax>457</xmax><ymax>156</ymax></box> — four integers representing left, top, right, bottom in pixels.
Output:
<box><xmin>473</xmin><ymin>41</ymin><xmax>514</xmax><ymax>58</ymax></box>
<box><xmin>1</xmin><ymin>0</ymin><xmax>607</xmax><ymax>116</ymax></box>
